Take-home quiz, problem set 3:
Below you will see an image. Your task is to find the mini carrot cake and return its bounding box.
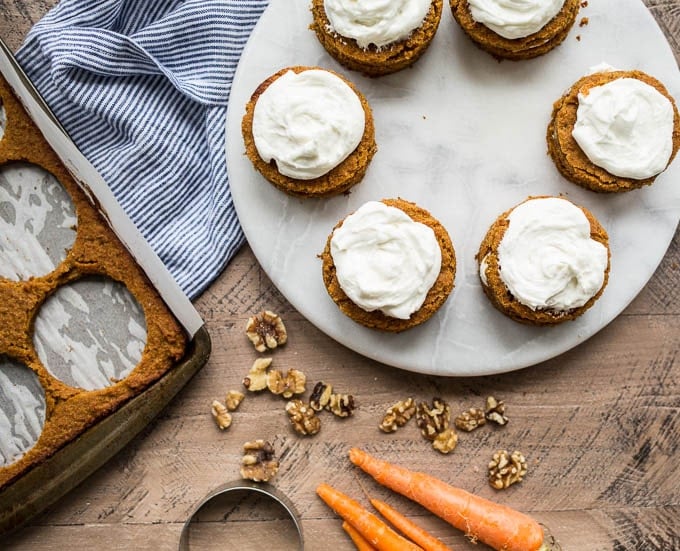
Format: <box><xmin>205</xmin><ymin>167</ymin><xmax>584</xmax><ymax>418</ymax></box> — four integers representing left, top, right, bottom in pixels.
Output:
<box><xmin>450</xmin><ymin>0</ymin><xmax>580</xmax><ymax>60</ymax></box>
<box><xmin>241</xmin><ymin>66</ymin><xmax>377</xmax><ymax>198</ymax></box>
<box><xmin>477</xmin><ymin>196</ymin><xmax>610</xmax><ymax>325</ymax></box>
<box><xmin>310</xmin><ymin>0</ymin><xmax>443</xmax><ymax>76</ymax></box>
<box><xmin>321</xmin><ymin>199</ymin><xmax>455</xmax><ymax>332</ymax></box>
<box><xmin>548</xmin><ymin>68</ymin><xmax>680</xmax><ymax>192</ymax></box>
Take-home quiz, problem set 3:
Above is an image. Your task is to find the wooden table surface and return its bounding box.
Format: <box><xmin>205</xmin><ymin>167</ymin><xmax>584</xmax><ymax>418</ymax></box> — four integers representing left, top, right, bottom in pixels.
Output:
<box><xmin>1</xmin><ymin>1</ymin><xmax>679</xmax><ymax>550</ymax></box>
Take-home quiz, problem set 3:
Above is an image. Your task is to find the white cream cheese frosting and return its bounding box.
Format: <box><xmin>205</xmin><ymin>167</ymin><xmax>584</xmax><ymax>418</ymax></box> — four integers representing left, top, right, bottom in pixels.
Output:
<box><xmin>497</xmin><ymin>198</ymin><xmax>608</xmax><ymax>312</ymax></box>
<box><xmin>330</xmin><ymin>201</ymin><xmax>442</xmax><ymax>319</ymax></box>
<box><xmin>572</xmin><ymin>77</ymin><xmax>675</xmax><ymax>179</ymax></box>
<box><xmin>323</xmin><ymin>0</ymin><xmax>432</xmax><ymax>49</ymax></box>
<box><xmin>467</xmin><ymin>0</ymin><xmax>565</xmax><ymax>40</ymax></box>
<box><xmin>252</xmin><ymin>69</ymin><xmax>365</xmax><ymax>180</ymax></box>
<box><xmin>479</xmin><ymin>253</ymin><xmax>490</xmax><ymax>286</ymax></box>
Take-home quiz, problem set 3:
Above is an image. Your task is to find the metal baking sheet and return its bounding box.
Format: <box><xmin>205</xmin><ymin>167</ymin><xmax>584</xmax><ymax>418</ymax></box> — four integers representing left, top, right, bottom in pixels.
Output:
<box><xmin>0</xmin><ymin>38</ymin><xmax>211</xmax><ymax>535</ymax></box>
<box><xmin>0</xmin><ymin>326</ymin><xmax>210</xmax><ymax>536</ymax></box>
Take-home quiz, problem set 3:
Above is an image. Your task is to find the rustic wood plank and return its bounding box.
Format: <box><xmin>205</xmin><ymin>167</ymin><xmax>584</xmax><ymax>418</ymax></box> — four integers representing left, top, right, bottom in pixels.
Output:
<box><xmin>6</xmin><ymin>507</ymin><xmax>680</xmax><ymax>550</ymax></box>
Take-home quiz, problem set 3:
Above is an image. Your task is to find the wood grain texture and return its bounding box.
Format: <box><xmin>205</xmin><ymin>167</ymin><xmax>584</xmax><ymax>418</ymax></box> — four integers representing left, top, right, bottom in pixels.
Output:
<box><xmin>1</xmin><ymin>2</ymin><xmax>679</xmax><ymax>550</ymax></box>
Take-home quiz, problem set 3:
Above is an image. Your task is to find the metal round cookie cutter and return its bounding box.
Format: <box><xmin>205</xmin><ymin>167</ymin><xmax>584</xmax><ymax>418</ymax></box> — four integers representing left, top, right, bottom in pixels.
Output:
<box><xmin>178</xmin><ymin>480</ymin><xmax>304</xmax><ymax>550</ymax></box>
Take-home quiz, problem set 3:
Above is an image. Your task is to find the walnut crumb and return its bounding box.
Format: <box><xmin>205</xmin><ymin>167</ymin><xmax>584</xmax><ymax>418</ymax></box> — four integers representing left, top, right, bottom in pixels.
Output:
<box><xmin>432</xmin><ymin>427</ymin><xmax>458</xmax><ymax>454</ymax></box>
<box><xmin>245</xmin><ymin>310</ymin><xmax>287</xmax><ymax>352</ymax></box>
<box><xmin>416</xmin><ymin>398</ymin><xmax>451</xmax><ymax>441</ymax></box>
<box><xmin>454</xmin><ymin>407</ymin><xmax>487</xmax><ymax>432</ymax></box>
<box><xmin>488</xmin><ymin>450</ymin><xmax>527</xmax><ymax>489</ymax></box>
<box><xmin>240</xmin><ymin>440</ymin><xmax>279</xmax><ymax>482</ymax></box>
<box><xmin>485</xmin><ymin>396</ymin><xmax>508</xmax><ymax>426</ymax></box>
<box><xmin>243</xmin><ymin>357</ymin><xmax>272</xmax><ymax>391</ymax></box>
<box><xmin>211</xmin><ymin>400</ymin><xmax>232</xmax><ymax>430</ymax></box>
<box><xmin>379</xmin><ymin>398</ymin><xmax>416</xmax><ymax>433</ymax></box>
<box><xmin>309</xmin><ymin>381</ymin><xmax>333</xmax><ymax>411</ymax></box>
<box><xmin>327</xmin><ymin>393</ymin><xmax>355</xmax><ymax>418</ymax></box>
<box><xmin>286</xmin><ymin>399</ymin><xmax>321</xmax><ymax>436</ymax></box>
<box><xmin>225</xmin><ymin>390</ymin><xmax>245</xmax><ymax>411</ymax></box>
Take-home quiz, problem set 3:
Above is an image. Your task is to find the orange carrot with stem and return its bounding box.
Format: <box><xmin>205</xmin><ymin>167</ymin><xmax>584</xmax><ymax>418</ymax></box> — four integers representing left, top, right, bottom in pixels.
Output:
<box><xmin>369</xmin><ymin>498</ymin><xmax>452</xmax><ymax>551</ymax></box>
<box><xmin>349</xmin><ymin>448</ymin><xmax>548</xmax><ymax>551</ymax></box>
<box><xmin>343</xmin><ymin>520</ymin><xmax>377</xmax><ymax>551</ymax></box>
<box><xmin>316</xmin><ymin>483</ymin><xmax>424</xmax><ymax>551</ymax></box>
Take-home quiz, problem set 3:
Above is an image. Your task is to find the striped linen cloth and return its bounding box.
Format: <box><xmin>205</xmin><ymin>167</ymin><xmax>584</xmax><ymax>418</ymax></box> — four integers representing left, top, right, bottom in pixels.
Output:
<box><xmin>16</xmin><ymin>0</ymin><xmax>269</xmax><ymax>299</ymax></box>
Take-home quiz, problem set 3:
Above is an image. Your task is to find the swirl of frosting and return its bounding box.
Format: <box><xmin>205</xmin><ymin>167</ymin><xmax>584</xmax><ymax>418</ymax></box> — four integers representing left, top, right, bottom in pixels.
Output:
<box><xmin>324</xmin><ymin>0</ymin><xmax>432</xmax><ymax>49</ymax></box>
<box><xmin>467</xmin><ymin>0</ymin><xmax>565</xmax><ymax>39</ymax></box>
<box><xmin>497</xmin><ymin>198</ymin><xmax>608</xmax><ymax>311</ymax></box>
<box><xmin>572</xmin><ymin>77</ymin><xmax>675</xmax><ymax>179</ymax></box>
<box><xmin>252</xmin><ymin>69</ymin><xmax>365</xmax><ymax>180</ymax></box>
<box><xmin>330</xmin><ymin>201</ymin><xmax>442</xmax><ymax>319</ymax></box>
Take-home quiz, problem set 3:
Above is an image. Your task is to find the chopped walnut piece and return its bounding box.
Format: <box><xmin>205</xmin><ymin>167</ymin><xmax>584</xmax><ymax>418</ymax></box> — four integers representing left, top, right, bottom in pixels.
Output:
<box><xmin>309</xmin><ymin>381</ymin><xmax>333</xmax><ymax>411</ymax></box>
<box><xmin>267</xmin><ymin>368</ymin><xmax>306</xmax><ymax>398</ymax></box>
<box><xmin>432</xmin><ymin>427</ymin><xmax>458</xmax><ymax>454</ymax></box>
<box><xmin>225</xmin><ymin>390</ymin><xmax>245</xmax><ymax>411</ymax></box>
<box><xmin>416</xmin><ymin>398</ymin><xmax>451</xmax><ymax>441</ymax></box>
<box><xmin>286</xmin><ymin>399</ymin><xmax>321</xmax><ymax>436</ymax></box>
<box><xmin>454</xmin><ymin>407</ymin><xmax>487</xmax><ymax>432</ymax></box>
<box><xmin>488</xmin><ymin>450</ymin><xmax>527</xmax><ymax>489</ymax></box>
<box><xmin>245</xmin><ymin>310</ymin><xmax>287</xmax><ymax>353</ymax></box>
<box><xmin>485</xmin><ymin>396</ymin><xmax>509</xmax><ymax>426</ymax></box>
<box><xmin>243</xmin><ymin>357</ymin><xmax>272</xmax><ymax>391</ymax></box>
<box><xmin>379</xmin><ymin>398</ymin><xmax>416</xmax><ymax>433</ymax></box>
<box><xmin>240</xmin><ymin>440</ymin><xmax>279</xmax><ymax>482</ymax></box>
<box><xmin>211</xmin><ymin>400</ymin><xmax>232</xmax><ymax>430</ymax></box>
<box><xmin>327</xmin><ymin>393</ymin><xmax>355</xmax><ymax>418</ymax></box>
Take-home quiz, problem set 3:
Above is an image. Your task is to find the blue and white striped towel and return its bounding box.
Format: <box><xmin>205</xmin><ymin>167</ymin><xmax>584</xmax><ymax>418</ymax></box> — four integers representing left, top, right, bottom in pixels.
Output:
<box><xmin>16</xmin><ymin>0</ymin><xmax>269</xmax><ymax>299</ymax></box>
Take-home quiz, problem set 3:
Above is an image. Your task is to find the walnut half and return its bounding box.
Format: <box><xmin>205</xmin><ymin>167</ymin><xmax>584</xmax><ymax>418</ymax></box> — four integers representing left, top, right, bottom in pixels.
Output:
<box><xmin>245</xmin><ymin>310</ymin><xmax>287</xmax><ymax>353</ymax></box>
<box><xmin>488</xmin><ymin>450</ymin><xmax>527</xmax><ymax>489</ymax></box>
<box><xmin>285</xmin><ymin>399</ymin><xmax>321</xmax><ymax>436</ymax></box>
<box><xmin>416</xmin><ymin>398</ymin><xmax>451</xmax><ymax>440</ymax></box>
<box><xmin>485</xmin><ymin>396</ymin><xmax>509</xmax><ymax>426</ymax></box>
<box><xmin>379</xmin><ymin>398</ymin><xmax>416</xmax><ymax>433</ymax></box>
<box><xmin>240</xmin><ymin>440</ymin><xmax>279</xmax><ymax>482</ymax></box>
<box><xmin>211</xmin><ymin>400</ymin><xmax>232</xmax><ymax>430</ymax></box>
<box><xmin>454</xmin><ymin>407</ymin><xmax>486</xmax><ymax>432</ymax></box>
<box><xmin>267</xmin><ymin>368</ymin><xmax>306</xmax><ymax>398</ymax></box>
<box><xmin>432</xmin><ymin>427</ymin><xmax>458</xmax><ymax>454</ymax></box>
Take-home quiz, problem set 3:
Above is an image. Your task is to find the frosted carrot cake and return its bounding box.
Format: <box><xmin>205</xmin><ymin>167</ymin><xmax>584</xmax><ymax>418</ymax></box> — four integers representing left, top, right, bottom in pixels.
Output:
<box><xmin>477</xmin><ymin>196</ymin><xmax>610</xmax><ymax>325</ymax></box>
<box><xmin>310</xmin><ymin>0</ymin><xmax>443</xmax><ymax>76</ymax></box>
<box><xmin>241</xmin><ymin>66</ymin><xmax>377</xmax><ymax>198</ymax></box>
<box><xmin>321</xmin><ymin>198</ymin><xmax>455</xmax><ymax>332</ymax></box>
<box><xmin>548</xmin><ymin>68</ymin><xmax>680</xmax><ymax>192</ymax></box>
<box><xmin>450</xmin><ymin>0</ymin><xmax>580</xmax><ymax>60</ymax></box>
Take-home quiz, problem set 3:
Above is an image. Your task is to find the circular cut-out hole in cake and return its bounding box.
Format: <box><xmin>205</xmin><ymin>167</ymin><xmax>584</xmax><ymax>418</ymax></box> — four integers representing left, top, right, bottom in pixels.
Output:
<box><xmin>0</xmin><ymin>162</ymin><xmax>77</xmax><ymax>281</ymax></box>
<box><xmin>0</xmin><ymin>356</ymin><xmax>47</xmax><ymax>467</ymax></box>
<box><xmin>33</xmin><ymin>276</ymin><xmax>147</xmax><ymax>391</ymax></box>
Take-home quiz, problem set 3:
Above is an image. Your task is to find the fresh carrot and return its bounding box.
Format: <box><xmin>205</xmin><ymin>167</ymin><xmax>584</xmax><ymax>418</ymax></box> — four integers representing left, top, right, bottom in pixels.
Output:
<box><xmin>343</xmin><ymin>520</ymin><xmax>377</xmax><ymax>551</ymax></box>
<box><xmin>370</xmin><ymin>498</ymin><xmax>452</xmax><ymax>551</ymax></box>
<box><xmin>349</xmin><ymin>448</ymin><xmax>547</xmax><ymax>551</ymax></box>
<box><xmin>316</xmin><ymin>482</ymin><xmax>424</xmax><ymax>551</ymax></box>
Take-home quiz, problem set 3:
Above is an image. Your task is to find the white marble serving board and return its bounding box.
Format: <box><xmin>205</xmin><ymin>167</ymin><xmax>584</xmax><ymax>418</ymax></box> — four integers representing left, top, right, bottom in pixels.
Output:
<box><xmin>226</xmin><ymin>0</ymin><xmax>680</xmax><ymax>376</ymax></box>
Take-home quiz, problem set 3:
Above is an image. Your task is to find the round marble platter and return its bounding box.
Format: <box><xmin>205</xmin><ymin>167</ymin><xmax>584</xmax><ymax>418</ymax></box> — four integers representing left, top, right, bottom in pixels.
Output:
<box><xmin>226</xmin><ymin>0</ymin><xmax>680</xmax><ymax>377</ymax></box>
